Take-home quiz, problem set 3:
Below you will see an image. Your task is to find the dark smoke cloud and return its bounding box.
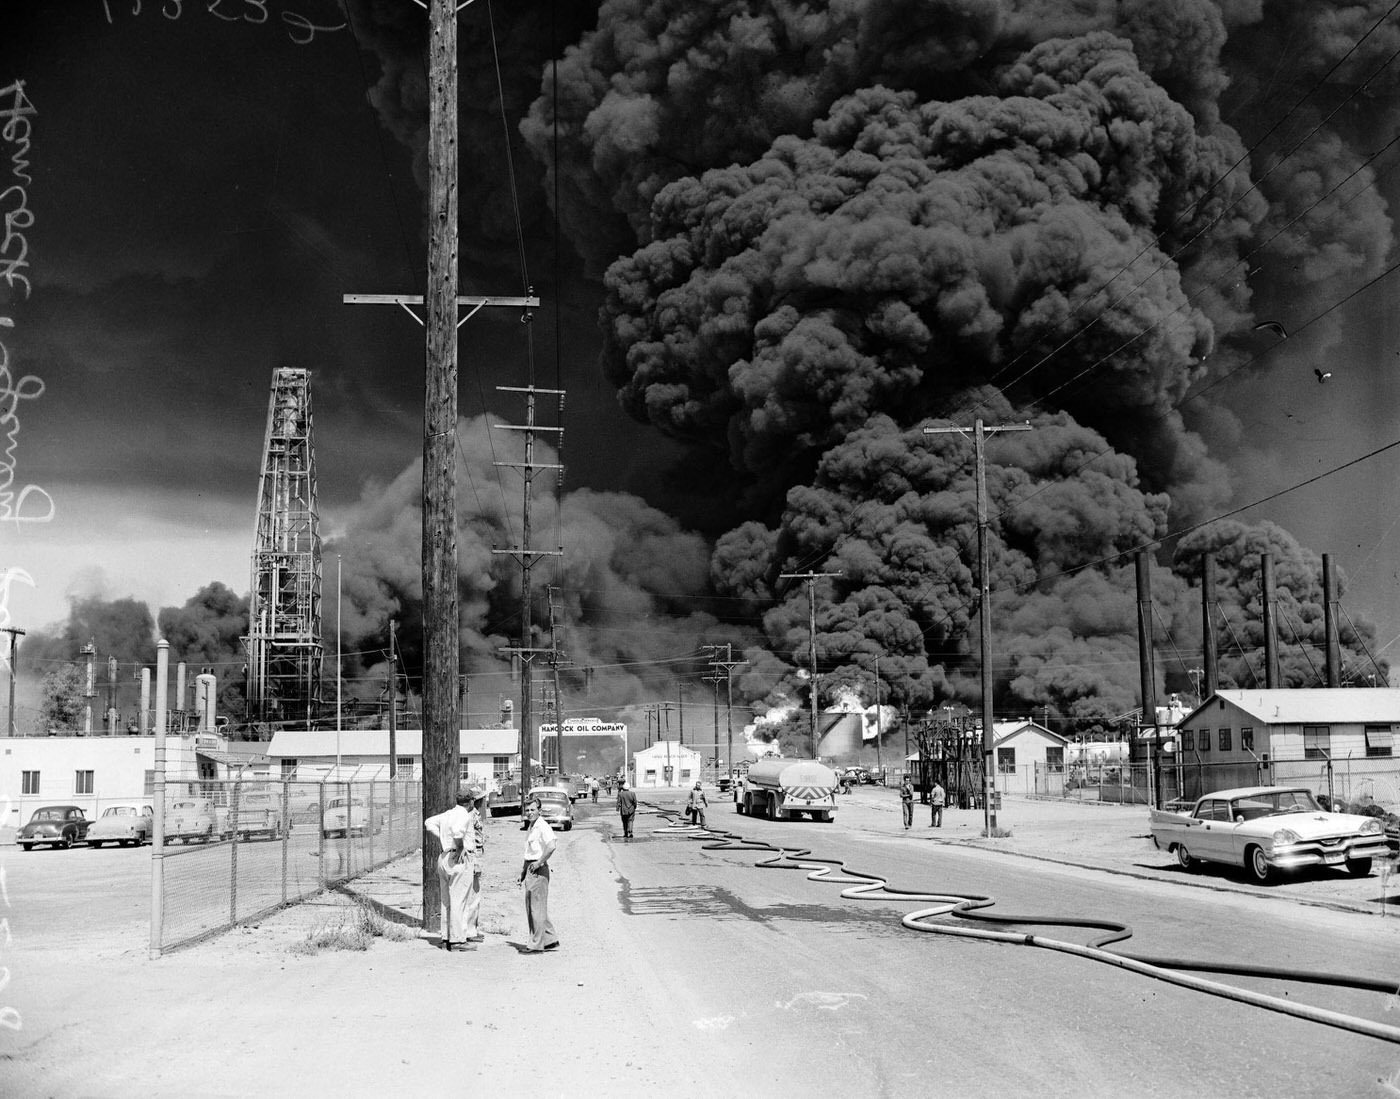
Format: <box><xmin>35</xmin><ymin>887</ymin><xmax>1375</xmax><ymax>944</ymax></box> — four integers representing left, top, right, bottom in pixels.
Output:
<box><xmin>522</xmin><ymin>3</ymin><xmax>1394</xmax><ymax>724</ymax></box>
<box><xmin>329</xmin><ymin>416</ymin><xmax>732</xmax><ymax>721</ymax></box>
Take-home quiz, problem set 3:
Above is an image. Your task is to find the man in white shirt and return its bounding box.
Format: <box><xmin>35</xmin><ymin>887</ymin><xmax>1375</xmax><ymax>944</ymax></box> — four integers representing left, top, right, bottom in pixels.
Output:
<box><xmin>518</xmin><ymin>796</ymin><xmax>559</xmax><ymax>953</ymax></box>
<box><xmin>424</xmin><ymin>785</ymin><xmax>483</xmax><ymax>950</ymax></box>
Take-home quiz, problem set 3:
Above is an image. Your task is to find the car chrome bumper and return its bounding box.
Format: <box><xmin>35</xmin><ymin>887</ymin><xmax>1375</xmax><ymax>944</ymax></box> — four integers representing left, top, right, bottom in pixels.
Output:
<box><xmin>1269</xmin><ymin>837</ymin><xmax>1391</xmax><ymax>868</ymax></box>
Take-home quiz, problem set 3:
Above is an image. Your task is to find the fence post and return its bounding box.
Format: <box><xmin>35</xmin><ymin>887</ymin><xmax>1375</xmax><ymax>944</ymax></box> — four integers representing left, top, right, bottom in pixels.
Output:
<box><xmin>229</xmin><ymin>778</ymin><xmax>240</xmax><ymax>924</ymax></box>
<box><xmin>342</xmin><ymin>780</ymin><xmax>352</xmax><ymax>880</ymax></box>
<box><xmin>368</xmin><ymin>779</ymin><xmax>376</xmax><ymax>869</ymax></box>
<box><xmin>280</xmin><ymin>779</ymin><xmax>289</xmax><ymax>907</ymax></box>
<box><xmin>318</xmin><ymin>782</ymin><xmax>326</xmax><ymax>887</ymax></box>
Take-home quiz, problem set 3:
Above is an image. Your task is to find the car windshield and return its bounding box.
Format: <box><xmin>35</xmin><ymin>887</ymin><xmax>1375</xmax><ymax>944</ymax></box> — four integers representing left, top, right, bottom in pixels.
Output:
<box><xmin>103</xmin><ymin>806</ymin><xmax>135</xmax><ymax>817</ymax></box>
<box><xmin>328</xmin><ymin>799</ymin><xmax>364</xmax><ymax>809</ymax></box>
<box><xmin>1231</xmin><ymin>789</ymin><xmax>1320</xmax><ymax>819</ymax></box>
<box><xmin>173</xmin><ymin>802</ymin><xmax>199</xmax><ymax>811</ymax></box>
<box><xmin>537</xmin><ymin>794</ymin><xmax>569</xmax><ymax>806</ymax></box>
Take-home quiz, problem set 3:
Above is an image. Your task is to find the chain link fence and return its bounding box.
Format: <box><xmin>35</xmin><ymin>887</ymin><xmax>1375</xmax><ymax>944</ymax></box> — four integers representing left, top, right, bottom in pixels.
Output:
<box><xmin>152</xmin><ymin>778</ymin><xmax>422</xmax><ymax>953</ymax></box>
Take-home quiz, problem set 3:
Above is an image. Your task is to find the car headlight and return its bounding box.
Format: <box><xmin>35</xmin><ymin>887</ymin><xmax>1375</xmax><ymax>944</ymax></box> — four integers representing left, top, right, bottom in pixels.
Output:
<box><xmin>1271</xmin><ymin>828</ymin><xmax>1300</xmax><ymax>846</ymax></box>
<box><xmin>1359</xmin><ymin>818</ymin><xmax>1383</xmax><ymax>835</ymax></box>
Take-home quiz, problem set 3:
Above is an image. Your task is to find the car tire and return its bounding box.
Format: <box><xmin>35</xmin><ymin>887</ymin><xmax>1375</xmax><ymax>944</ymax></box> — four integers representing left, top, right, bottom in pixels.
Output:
<box><xmin>20</xmin><ymin>842</ymin><xmax>32</xmax><ymax>851</ymax></box>
<box><xmin>1345</xmin><ymin>857</ymin><xmax>1372</xmax><ymax>877</ymax></box>
<box><xmin>59</xmin><ymin>834</ymin><xmax>73</xmax><ymax>849</ymax></box>
<box><xmin>565</xmin><ymin>822</ymin><xmax>573</xmax><ymax>831</ymax></box>
<box><xmin>89</xmin><ymin>840</ymin><xmax>104</xmax><ymax>849</ymax></box>
<box><xmin>1175</xmin><ymin>845</ymin><xmax>1195</xmax><ymax>871</ymax></box>
<box><xmin>1246</xmin><ymin>845</ymin><xmax>1272</xmax><ymax>885</ymax></box>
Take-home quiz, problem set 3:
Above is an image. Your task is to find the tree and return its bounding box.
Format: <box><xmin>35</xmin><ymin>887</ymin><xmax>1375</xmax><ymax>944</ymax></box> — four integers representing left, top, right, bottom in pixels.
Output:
<box><xmin>40</xmin><ymin>663</ymin><xmax>85</xmax><ymax>734</ymax></box>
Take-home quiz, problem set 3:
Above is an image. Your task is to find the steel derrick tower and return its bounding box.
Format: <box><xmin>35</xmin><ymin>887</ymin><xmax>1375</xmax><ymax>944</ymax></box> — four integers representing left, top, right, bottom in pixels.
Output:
<box><xmin>244</xmin><ymin>368</ymin><xmax>323</xmax><ymax>726</ymax></box>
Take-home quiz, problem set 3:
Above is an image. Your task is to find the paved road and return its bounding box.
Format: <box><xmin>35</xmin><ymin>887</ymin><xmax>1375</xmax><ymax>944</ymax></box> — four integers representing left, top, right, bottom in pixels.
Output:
<box><xmin>5</xmin><ymin>791</ymin><xmax>1399</xmax><ymax>1098</ymax></box>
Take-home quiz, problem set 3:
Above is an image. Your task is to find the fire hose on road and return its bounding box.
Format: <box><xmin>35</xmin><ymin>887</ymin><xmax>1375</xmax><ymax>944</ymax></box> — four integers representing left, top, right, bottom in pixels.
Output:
<box><xmin>642</xmin><ymin>803</ymin><xmax>1400</xmax><ymax>1046</ymax></box>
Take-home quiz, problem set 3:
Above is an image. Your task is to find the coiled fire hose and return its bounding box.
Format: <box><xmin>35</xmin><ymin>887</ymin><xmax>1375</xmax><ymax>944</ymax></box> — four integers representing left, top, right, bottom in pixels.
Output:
<box><xmin>643</xmin><ymin>803</ymin><xmax>1400</xmax><ymax>1046</ymax></box>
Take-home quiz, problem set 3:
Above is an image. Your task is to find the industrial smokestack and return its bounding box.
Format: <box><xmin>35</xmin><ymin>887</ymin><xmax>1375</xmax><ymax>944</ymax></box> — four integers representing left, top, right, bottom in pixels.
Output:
<box><xmin>107</xmin><ymin>655</ymin><xmax>118</xmax><ymax>734</ymax></box>
<box><xmin>1261</xmin><ymin>553</ymin><xmax>1279</xmax><ymax>689</ymax></box>
<box><xmin>195</xmin><ymin>673</ymin><xmax>217</xmax><ymax>733</ymax></box>
<box><xmin>82</xmin><ymin>641</ymin><xmax>96</xmax><ymax>735</ymax></box>
<box><xmin>1323</xmin><ymin>554</ymin><xmax>1341</xmax><ymax>688</ymax></box>
<box><xmin>139</xmin><ymin>668</ymin><xmax>151</xmax><ymax>735</ymax></box>
<box><xmin>176</xmin><ymin>662</ymin><xmax>187</xmax><ymax>717</ymax></box>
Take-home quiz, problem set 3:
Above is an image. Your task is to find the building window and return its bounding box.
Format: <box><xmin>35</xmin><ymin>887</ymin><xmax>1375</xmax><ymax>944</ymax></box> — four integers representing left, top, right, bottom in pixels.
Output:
<box><xmin>21</xmin><ymin>770</ymin><xmax>39</xmax><ymax>794</ymax></box>
<box><xmin>1218</xmin><ymin>728</ymin><xmax>1231</xmax><ymax>752</ymax></box>
<box><xmin>144</xmin><ymin>770</ymin><xmax>155</xmax><ymax>796</ymax></box>
<box><xmin>1365</xmin><ymin>725</ymin><xmax>1394</xmax><ymax>759</ymax></box>
<box><xmin>281</xmin><ymin>759</ymin><xmax>298</xmax><ymax>778</ymax></box>
<box><xmin>997</xmin><ymin>748</ymin><xmax>1016</xmax><ymax>774</ymax></box>
<box><xmin>1199</xmin><ymin>732</ymin><xmax>1210</xmax><ymax>753</ymax></box>
<box><xmin>493</xmin><ymin>756</ymin><xmax>510</xmax><ymax>776</ymax></box>
<box><xmin>1045</xmin><ymin>747</ymin><xmax>1064</xmax><ymax>773</ymax></box>
<box><xmin>1241</xmin><ymin>727</ymin><xmax>1253</xmax><ymax>752</ymax></box>
<box><xmin>1181</xmin><ymin>730</ymin><xmax>1193</xmax><ymax>752</ymax></box>
<box><xmin>644</xmin><ymin>769</ymin><xmax>656</xmax><ymax>784</ymax></box>
<box><xmin>458</xmin><ymin>761</ymin><xmax>472</xmax><ymax>782</ymax></box>
<box><xmin>75</xmin><ymin>770</ymin><xmax>94</xmax><ymax>795</ymax></box>
<box><xmin>396</xmin><ymin>756</ymin><xmax>414</xmax><ymax>774</ymax></box>
<box><xmin>680</xmin><ymin>768</ymin><xmax>692</xmax><ymax>783</ymax></box>
<box><xmin>1303</xmin><ymin>725</ymin><xmax>1329</xmax><ymax>760</ymax></box>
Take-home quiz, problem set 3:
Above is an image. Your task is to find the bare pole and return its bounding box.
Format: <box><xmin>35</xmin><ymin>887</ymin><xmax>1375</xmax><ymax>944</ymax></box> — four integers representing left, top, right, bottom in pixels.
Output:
<box><xmin>777</xmin><ymin>573</ymin><xmax>841</xmax><ymax>757</ymax></box>
<box><xmin>420</xmin><ymin>0</ymin><xmax>462</xmax><ymax>933</ymax></box>
<box><xmin>2</xmin><ymin>626</ymin><xmax>23</xmax><ymax>738</ymax></box>
<box><xmin>924</xmin><ymin>419</ymin><xmax>1032</xmax><ymax>833</ymax></box>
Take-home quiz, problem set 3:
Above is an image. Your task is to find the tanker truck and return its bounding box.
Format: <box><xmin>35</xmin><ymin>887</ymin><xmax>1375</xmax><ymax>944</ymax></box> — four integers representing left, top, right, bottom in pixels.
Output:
<box><xmin>736</xmin><ymin>758</ymin><xmax>839</xmax><ymax>822</ymax></box>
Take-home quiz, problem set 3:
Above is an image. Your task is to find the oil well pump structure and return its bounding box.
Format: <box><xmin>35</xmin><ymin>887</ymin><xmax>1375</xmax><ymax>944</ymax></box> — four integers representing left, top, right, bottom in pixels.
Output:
<box><xmin>243</xmin><ymin>367</ymin><xmax>324</xmax><ymax>727</ymax></box>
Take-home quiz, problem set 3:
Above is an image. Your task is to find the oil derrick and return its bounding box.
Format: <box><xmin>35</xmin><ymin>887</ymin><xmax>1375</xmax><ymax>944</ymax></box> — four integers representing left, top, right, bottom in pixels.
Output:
<box><xmin>244</xmin><ymin>368</ymin><xmax>323</xmax><ymax>727</ymax></box>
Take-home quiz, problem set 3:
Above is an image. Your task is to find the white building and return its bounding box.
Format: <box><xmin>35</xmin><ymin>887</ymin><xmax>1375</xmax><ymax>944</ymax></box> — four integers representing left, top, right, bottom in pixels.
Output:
<box><xmin>0</xmin><ymin>732</ymin><xmax>265</xmax><ymax>836</ymax></box>
<box><xmin>632</xmin><ymin>740</ymin><xmax>701</xmax><ymax>788</ymax></box>
<box><xmin>991</xmin><ymin>720</ymin><xmax>1071</xmax><ymax>795</ymax></box>
<box><xmin>265</xmin><ymin>727</ymin><xmax>523</xmax><ymax>788</ymax></box>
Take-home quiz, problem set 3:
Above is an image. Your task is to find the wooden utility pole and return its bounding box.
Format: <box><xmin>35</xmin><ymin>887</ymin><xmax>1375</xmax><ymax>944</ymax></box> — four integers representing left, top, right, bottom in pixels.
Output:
<box><xmin>703</xmin><ymin>644</ymin><xmax>748</xmax><ymax>793</ymax></box>
<box><xmin>924</xmin><ymin>418</ymin><xmax>1032</xmax><ymax>833</ymax></box>
<box><xmin>343</xmin><ymin>1</ymin><xmax>539</xmax><ymax>929</ymax></box>
<box><xmin>2</xmin><ymin>626</ymin><xmax>23</xmax><ymax>738</ymax></box>
<box><xmin>493</xmin><ymin>385</ymin><xmax>564</xmax><ymax>807</ymax></box>
<box><xmin>777</xmin><ymin>572</ymin><xmax>842</xmax><ymax>758</ymax></box>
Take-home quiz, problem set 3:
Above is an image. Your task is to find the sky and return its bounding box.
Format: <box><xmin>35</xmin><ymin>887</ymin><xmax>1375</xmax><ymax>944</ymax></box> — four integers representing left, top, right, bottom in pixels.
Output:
<box><xmin>3</xmin><ymin>1</ymin><xmax>1400</xmax><ymax>738</ymax></box>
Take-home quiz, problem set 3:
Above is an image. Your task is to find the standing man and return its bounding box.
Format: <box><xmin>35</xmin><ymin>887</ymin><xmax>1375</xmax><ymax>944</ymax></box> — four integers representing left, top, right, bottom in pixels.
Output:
<box><xmin>686</xmin><ymin>781</ymin><xmax>709</xmax><ymax>828</ymax></box>
<box><xmin>589</xmin><ymin>776</ymin><xmax>599</xmax><ymax>804</ymax></box>
<box><xmin>930</xmin><ymin>778</ymin><xmax>946</xmax><ymax>828</ymax></box>
<box><xmin>616</xmin><ymin>779</ymin><xmax>637</xmax><ymax>841</ymax></box>
<box><xmin>519</xmin><ymin>797</ymin><xmax>560</xmax><ymax>953</ymax></box>
<box><xmin>899</xmin><ymin>774</ymin><xmax>914</xmax><ymax>830</ymax></box>
<box><xmin>424</xmin><ymin>785</ymin><xmax>478</xmax><ymax>950</ymax></box>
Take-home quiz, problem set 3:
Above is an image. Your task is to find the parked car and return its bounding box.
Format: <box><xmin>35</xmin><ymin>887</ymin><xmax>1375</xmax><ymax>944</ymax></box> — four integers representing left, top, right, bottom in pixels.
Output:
<box><xmin>18</xmin><ymin>805</ymin><xmax>91</xmax><ymax>850</ymax></box>
<box><xmin>842</xmin><ymin>767</ymin><xmax>877</xmax><ymax>786</ymax></box>
<box><xmin>86</xmin><ymin>803</ymin><xmax>154</xmax><ymax>847</ymax></box>
<box><xmin>532</xmin><ymin>789</ymin><xmax>574</xmax><ymax>831</ymax></box>
<box><xmin>1149</xmin><ymin>785</ymin><xmax>1391</xmax><ymax>884</ymax></box>
<box><xmin>321</xmin><ymin>796</ymin><xmax>371</xmax><ymax>839</ymax></box>
<box><xmin>220</xmin><ymin>788</ymin><xmax>285</xmax><ymax>841</ymax></box>
<box><xmin>166</xmin><ymin>799</ymin><xmax>218</xmax><ymax>844</ymax></box>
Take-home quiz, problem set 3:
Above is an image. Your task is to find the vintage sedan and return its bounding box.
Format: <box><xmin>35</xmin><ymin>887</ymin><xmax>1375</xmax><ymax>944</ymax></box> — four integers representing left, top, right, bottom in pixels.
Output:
<box><xmin>18</xmin><ymin>805</ymin><xmax>91</xmax><ymax>850</ymax></box>
<box><xmin>321</xmin><ymin>796</ymin><xmax>371</xmax><ymax>839</ymax></box>
<box><xmin>1150</xmin><ymin>785</ymin><xmax>1391</xmax><ymax>884</ymax></box>
<box><xmin>86</xmin><ymin>803</ymin><xmax>154</xmax><ymax>847</ymax></box>
<box><xmin>166</xmin><ymin>799</ymin><xmax>217</xmax><ymax>844</ymax></box>
<box><xmin>532</xmin><ymin>789</ymin><xmax>574</xmax><ymax>831</ymax></box>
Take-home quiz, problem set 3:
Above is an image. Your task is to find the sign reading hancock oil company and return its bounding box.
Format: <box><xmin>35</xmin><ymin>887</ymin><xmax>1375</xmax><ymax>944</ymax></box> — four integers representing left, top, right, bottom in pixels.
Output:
<box><xmin>539</xmin><ymin>720</ymin><xmax>627</xmax><ymax>736</ymax></box>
